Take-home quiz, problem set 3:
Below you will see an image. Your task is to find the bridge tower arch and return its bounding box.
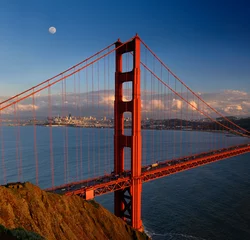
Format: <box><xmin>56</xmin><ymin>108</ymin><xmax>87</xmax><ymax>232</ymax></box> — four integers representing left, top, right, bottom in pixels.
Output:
<box><xmin>114</xmin><ymin>35</ymin><xmax>142</xmax><ymax>231</ymax></box>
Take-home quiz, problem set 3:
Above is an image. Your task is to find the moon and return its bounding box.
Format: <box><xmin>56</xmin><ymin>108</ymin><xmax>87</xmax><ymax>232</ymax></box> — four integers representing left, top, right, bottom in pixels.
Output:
<box><xmin>49</xmin><ymin>26</ymin><xmax>56</xmax><ymax>34</ymax></box>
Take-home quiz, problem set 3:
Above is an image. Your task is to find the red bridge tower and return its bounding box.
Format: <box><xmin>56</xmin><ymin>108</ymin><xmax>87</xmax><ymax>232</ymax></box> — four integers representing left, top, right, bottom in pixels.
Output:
<box><xmin>114</xmin><ymin>35</ymin><xmax>142</xmax><ymax>231</ymax></box>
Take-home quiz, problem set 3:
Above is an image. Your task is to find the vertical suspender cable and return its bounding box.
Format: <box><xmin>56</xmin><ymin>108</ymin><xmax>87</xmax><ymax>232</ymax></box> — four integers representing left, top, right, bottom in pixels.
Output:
<box><xmin>0</xmin><ymin>106</ymin><xmax>6</xmax><ymax>184</ymax></box>
<box><xmin>32</xmin><ymin>90</ymin><xmax>39</xmax><ymax>186</ymax></box>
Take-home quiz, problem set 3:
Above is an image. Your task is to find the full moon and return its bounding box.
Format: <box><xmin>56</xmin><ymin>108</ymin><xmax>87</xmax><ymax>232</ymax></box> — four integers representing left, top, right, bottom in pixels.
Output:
<box><xmin>49</xmin><ymin>26</ymin><xmax>56</xmax><ymax>34</ymax></box>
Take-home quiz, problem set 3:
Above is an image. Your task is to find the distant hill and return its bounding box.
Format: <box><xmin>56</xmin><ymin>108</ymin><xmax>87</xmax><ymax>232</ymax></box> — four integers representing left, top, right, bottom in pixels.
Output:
<box><xmin>0</xmin><ymin>182</ymin><xmax>150</xmax><ymax>240</ymax></box>
<box><xmin>216</xmin><ymin>116</ymin><xmax>239</xmax><ymax>121</ymax></box>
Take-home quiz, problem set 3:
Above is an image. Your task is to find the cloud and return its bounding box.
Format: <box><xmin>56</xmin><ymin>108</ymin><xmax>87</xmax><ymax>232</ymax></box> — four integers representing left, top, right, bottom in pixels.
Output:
<box><xmin>0</xmin><ymin>89</ymin><xmax>249</xmax><ymax>119</ymax></box>
<box><xmin>188</xmin><ymin>100</ymin><xmax>197</xmax><ymax>111</ymax></box>
<box><xmin>101</xmin><ymin>95</ymin><xmax>115</xmax><ymax>106</ymax></box>
<box><xmin>172</xmin><ymin>99</ymin><xmax>182</xmax><ymax>111</ymax></box>
<box><xmin>1</xmin><ymin>104</ymin><xmax>39</xmax><ymax>115</ymax></box>
<box><xmin>199</xmin><ymin>89</ymin><xmax>249</xmax><ymax>116</ymax></box>
<box><xmin>223</xmin><ymin>105</ymin><xmax>242</xmax><ymax>114</ymax></box>
<box><xmin>18</xmin><ymin>104</ymin><xmax>39</xmax><ymax>111</ymax></box>
<box><xmin>151</xmin><ymin>99</ymin><xmax>165</xmax><ymax>110</ymax></box>
<box><xmin>242</xmin><ymin>101</ymin><xmax>250</xmax><ymax>107</ymax></box>
<box><xmin>224</xmin><ymin>90</ymin><xmax>247</xmax><ymax>96</ymax></box>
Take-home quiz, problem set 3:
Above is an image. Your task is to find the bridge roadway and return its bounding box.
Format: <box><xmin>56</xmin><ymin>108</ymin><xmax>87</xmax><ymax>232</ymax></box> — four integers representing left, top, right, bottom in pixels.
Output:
<box><xmin>46</xmin><ymin>143</ymin><xmax>250</xmax><ymax>199</ymax></box>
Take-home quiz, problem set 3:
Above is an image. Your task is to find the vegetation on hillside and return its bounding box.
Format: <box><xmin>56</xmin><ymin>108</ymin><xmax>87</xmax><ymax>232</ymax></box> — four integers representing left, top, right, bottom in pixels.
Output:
<box><xmin>0</xmin><ymin>224</ymin><xmax>44</xmax><ymax>240</ymax></box>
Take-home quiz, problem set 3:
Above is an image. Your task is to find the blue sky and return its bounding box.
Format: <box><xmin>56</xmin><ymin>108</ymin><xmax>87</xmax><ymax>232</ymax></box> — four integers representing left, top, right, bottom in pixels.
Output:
<box><xmin>0</xmin><ymin>0</ymin><xmax>250</xmax><ymax>97</ymax></box>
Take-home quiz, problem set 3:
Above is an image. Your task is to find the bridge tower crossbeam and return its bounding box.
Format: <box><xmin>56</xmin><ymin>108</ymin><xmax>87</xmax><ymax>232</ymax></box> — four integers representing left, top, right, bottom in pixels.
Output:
<box><xmin>114</xmin><ymin>35</ymin><xmax>142</xmax><ymax>231</ymax></box>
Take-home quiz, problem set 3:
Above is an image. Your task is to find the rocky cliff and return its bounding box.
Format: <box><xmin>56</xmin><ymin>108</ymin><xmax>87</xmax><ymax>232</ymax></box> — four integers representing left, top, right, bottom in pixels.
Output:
<box><xmin>0</xmin><ymin>182</ymin><xmax>150</xmax><ymax>240</ymax></box>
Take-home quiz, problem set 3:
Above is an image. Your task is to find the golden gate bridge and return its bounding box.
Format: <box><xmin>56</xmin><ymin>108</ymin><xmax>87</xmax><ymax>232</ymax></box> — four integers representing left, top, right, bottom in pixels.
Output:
<box><xmin>0</xmin><ymin>34</ymin><xmax>250</xmax><ymax>231</ymax></box>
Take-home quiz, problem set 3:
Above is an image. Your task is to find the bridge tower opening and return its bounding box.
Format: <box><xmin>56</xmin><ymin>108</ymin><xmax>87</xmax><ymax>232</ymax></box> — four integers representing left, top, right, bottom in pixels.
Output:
<box><xmin>114</xmin><ymin>35</ymin><xmax>142</xmax><ymax>231</ymax></box>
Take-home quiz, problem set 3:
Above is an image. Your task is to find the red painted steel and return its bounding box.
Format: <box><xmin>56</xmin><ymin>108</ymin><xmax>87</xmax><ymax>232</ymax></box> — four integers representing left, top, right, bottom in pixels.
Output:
<box><xmin>51</xmin><ymin>145</ymin><xmax>250</xmax><ymax>199</ymax></box>
<box><xmin>114</xmin><ymin>35</ymin><xmax>142</xmax><ymax>231</ymax></box>
<box><xmin>114</xmin><ymin>38</ymin><xmax>125</xmax><ymax>220</ymax></box>
<box><xmin>130</xmin><ymin>36</ymin><xmax>143</xmax><ymax>231</ymax></box>
<box><xmin>86</xmin><ymin>188</ymin><xmax>94</xmax><ymax>200</ymax></box>
<box><xmin>141</xmin><ymin>146</ymin><xmax>250</xmax><ymax>182</ymax></box>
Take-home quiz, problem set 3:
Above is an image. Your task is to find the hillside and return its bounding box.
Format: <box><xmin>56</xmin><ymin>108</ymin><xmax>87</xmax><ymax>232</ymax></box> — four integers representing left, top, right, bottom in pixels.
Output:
<box><xmin>0</xmin><ymin>182</ymin><xmax>150</xmax><ymax>240</ymax></box>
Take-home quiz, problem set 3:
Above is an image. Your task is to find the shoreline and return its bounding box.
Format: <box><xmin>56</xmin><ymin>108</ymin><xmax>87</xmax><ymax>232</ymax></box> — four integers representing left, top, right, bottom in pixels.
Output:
<box><xmin>2</xmin><ymin>123</ymin><xmax>246</xmax><ymax>136</ymax></box>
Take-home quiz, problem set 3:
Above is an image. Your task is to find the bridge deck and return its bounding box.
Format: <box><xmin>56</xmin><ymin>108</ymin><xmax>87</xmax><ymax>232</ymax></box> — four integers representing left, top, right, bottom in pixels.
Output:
<box><xmin>46</xmin><ymin>143</ymin><xmax>250</xmax><ymax>199</ymax></box>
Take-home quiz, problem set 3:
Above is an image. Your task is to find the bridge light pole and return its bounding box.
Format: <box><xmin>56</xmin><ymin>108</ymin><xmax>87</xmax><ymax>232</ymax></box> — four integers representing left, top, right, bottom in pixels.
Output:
<box><xmin>114</xmin><ymin>35</ymin><xmax>142</xmax><ymax>231</ymax></box>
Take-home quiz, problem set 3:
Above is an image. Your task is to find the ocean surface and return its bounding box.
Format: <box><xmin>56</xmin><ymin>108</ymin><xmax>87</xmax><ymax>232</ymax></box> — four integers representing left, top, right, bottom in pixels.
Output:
<box><xmin>0</xmin><ymin>126</ymin><xmax>250</xmax><ymax>240</ymax></box>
